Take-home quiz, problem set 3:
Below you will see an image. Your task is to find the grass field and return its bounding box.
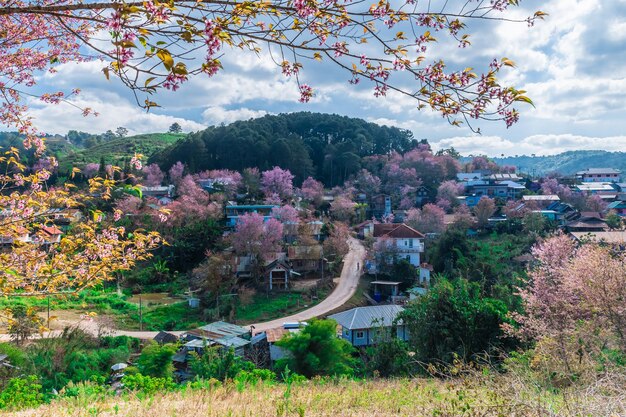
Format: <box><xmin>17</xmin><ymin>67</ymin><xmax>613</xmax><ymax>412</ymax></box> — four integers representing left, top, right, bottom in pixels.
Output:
<box><xmin>7</xmin><ymin>373</ymin><xmax>625</xmax><ymax>417</ymax></box>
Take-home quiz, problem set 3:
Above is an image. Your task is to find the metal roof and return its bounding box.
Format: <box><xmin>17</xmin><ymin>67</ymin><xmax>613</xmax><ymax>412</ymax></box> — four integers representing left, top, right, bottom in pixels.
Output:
<box><xmin>196</xmin><ymin>321</ymin><xmax>250</xmax><ymax>338</ymax></box>
<box><xmin>328</xmin><ymin>305</ymin><xmax>404</xmax><ymax>330</ymax></box>
<box><xmin>522</xmin><ymin>195</ymin><xmax>560</xmax><ymax>201</ymax></box>
<box><xmin>577</xmin><ymin>168</ymin><xmax>621</xmax><ymax>175</ymax></box>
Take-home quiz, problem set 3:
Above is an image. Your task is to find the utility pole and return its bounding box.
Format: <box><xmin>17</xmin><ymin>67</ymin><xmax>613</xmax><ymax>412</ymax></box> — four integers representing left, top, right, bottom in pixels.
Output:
<box><xmin>47</xmin><ymin>295</ymin><xmax>50</xmax><ymax>329</ymax></box>
<box><xmin>139</xmin><ymin>294</ymin><xmax>143</xmax><ymax>331</ymax></box>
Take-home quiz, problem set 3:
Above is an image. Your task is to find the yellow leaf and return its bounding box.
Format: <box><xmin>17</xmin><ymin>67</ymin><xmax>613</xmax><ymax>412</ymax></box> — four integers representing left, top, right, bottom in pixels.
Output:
<box><xmin>156</xmin><ymin>49</ymin><xmax>174</xmax><ymax>71</ymax></box>
<box><xmin>501</xmin><ymin>57</ymin><xmax>516</xmax><ymax>68</ymax></box>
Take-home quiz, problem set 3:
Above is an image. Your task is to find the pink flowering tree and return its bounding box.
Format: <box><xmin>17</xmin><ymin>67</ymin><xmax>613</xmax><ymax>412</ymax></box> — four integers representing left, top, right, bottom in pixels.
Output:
<box><xmin>437</xmin><ymin>180</ymin><xmax>464</xmax><ymax>211</ymax></box>
<box><xmin>300</xmin><ymin>176</ymin><xmax>324</xmax><ymax>206</ymax></box>
<box><xmin>231</xmin><ymin>213</ymin><xmax>284</xmax><ymax>282</ymax></box>
<box><xmin>406</xmin><ymin>204</ymin><xmax>445</xmax><ymax>234</ymax></box>
<box><xmin>330</xmin><ymin>195</ymin><xmax>357</xmax><ymax>223</ymax></box>
<box><xmin>272</xmin><ymin>205</ymin><xmax>300</xmax><ymax>223</ymax></box>
<box><xmin>585</xmin><ymin>194</ymin><xmax>607</xmax><ymax>213</ymax></box>
<box><xmin>509</xmin><ymin>235</ymin><xmax>626</xmax><ymax>372</ymax></box>
<box><xmin>196</xmin><ymin>169</ymin><xmax>243</xmax><ymax>198</ymax></box>
<box><xmin>168</xmin><ymin>161</ymin><xmax>185</xmax><ymax>186</ymax></box>
<box><xmin>142</xmin><ymin>163</ymin><xmax>165</xmax><ymax>186</ymax></box>
<box><xmin>82</xmin><ymin>163</ymin><xmax>100</xmax><ymax>179</ymax></box>
<box><xmin>166</xmin><ymin>175</ymin><xmax>222</xmax><ymax>226</ymax></box>
<box><xmin>261</xmin><ymin>167</ymin><xmax>294</xmax><ymax>201</ymax></box>
<box><xmin>355</xmin><ymin>169</ymin><xmax>382</xmax><ymax>197</ymax></box>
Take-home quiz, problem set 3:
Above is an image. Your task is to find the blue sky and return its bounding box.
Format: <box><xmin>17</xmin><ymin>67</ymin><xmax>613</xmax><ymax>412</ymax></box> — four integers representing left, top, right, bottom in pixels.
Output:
<box><xmin>22</xmin><ymin>0</ymin><xmax>626</xmax><ymax>157</ymax></box>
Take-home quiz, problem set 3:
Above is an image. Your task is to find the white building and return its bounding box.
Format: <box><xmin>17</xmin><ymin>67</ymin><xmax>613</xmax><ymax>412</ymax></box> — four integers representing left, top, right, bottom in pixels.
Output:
<box><xmin>372</xmin><ymin>223</ymin><xmax>425</xmax><ymax>269</ymax></box>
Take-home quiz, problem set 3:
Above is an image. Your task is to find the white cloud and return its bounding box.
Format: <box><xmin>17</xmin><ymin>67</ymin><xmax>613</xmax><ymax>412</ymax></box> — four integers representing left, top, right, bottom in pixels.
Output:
<box><xmin>202</xmin><ymin>106</ymin><xmax>268</xmax><ymax>125</ymax></box>
<box><xmin>26</xmin><ymin>93</ymin><xmax>205</xmax><ymax>135</ymax></box>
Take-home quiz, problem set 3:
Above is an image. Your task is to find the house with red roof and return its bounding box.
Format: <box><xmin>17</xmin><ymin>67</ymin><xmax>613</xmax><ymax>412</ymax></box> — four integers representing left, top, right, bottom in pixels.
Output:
<box><xmin>371</xmin><ymin>223</ymin><xmax>425</xmax><ymax>270</ymax></box>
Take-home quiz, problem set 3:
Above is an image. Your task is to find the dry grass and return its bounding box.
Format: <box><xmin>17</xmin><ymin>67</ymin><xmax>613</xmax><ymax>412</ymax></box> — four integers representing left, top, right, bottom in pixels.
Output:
<box><xmin>5</xmin><ymin>372</ymin><xmax>626</xmax><ymax>417</ymax></box>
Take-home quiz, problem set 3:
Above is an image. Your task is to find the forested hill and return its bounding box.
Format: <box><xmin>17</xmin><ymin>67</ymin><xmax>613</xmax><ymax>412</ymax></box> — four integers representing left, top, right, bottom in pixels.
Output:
<box><xmin>149</xmin><ymin>112</ymin><xmax>419</xmax><ymax>186</ymax></box>
<box><xmin>491</xmin><ymin>150</ymin><xmax>626</xmax><ymax>176</ymax></box>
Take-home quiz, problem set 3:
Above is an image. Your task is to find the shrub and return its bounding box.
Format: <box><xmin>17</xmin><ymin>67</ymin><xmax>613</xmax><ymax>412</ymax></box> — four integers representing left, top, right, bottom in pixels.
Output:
<box><xmin>0</xmin><ymin>376</ymin><xmax>44</xmax><ymax>410</ymax></box>
<box><xmin>137</xmin><ymin>342</ymin><xmax>177</xmax><ymax>378</ymax></box>
<box><xmin>121</xmin><ymin>374</ymin><xmax>176</xmax><ymax>395</ymax></box>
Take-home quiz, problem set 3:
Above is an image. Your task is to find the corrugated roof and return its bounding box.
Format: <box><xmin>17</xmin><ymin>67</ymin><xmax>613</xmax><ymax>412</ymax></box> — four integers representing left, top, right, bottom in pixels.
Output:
<box><xmin>522</xmin><ymin>195</ymin><xmax>560</xmax><ymax>201</ymax></box>
<box><xmin>570</xmin><ymin>231</ymin><xmax>626</xmax><ymax>243</ymax></box>
<box><xmin>198</xmin><ymin>321</ymin><xmax>249</xmax><ymax>336</ymax></box>
<box><xmin>328</xmin><ymin>305</ymin><xmax>404</xmax><ymax>330</ymax></box>
<box><xmin>577</xmin><ymin>168</ymin><xmax>621</xmax><ymax>175</ymax></box>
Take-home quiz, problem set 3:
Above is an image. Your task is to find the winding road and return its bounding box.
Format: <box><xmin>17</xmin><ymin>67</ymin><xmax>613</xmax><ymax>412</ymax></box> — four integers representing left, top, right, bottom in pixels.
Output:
<box><xmin>0</xmin><ymin>237</ymin><xmax>365</xmax><ymax>341</ymax></box>
<box><xmin>251</xmin><ymin>237</ymin><xmax>365</xmax><ymax>334</ymax></box>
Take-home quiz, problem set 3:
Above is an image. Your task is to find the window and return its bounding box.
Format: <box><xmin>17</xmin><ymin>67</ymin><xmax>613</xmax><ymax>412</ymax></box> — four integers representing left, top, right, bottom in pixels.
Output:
<box><xmin>409</xmin><ymin>239</ymin><xmax>413</xmax><ymax>248</ymax></box>
<box><xmin>356</xmin><ymin>331</ymin><xmax>365</xmax><ymax>339</ymax></box>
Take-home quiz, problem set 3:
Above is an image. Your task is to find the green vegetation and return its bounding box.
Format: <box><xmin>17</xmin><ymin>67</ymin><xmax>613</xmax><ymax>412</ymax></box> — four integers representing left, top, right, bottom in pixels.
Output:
<box><xmin>59</xmin><ymin>132</ymin><xmax>186</xmax><ymax>171</ymax></box>
<box><xmin>150</xmin><ymin>112</ymin><xmax>417</xmax><ymax>185</ymax></box>
<box><xmin>234</xmin><ymin>289</ymin><xmax>328</xmax><ymax>324</ymax></box>
<box><xmin>276</xmin><ymin>319</ymin><xmax>357</xmax><ymax>378</ymax></box>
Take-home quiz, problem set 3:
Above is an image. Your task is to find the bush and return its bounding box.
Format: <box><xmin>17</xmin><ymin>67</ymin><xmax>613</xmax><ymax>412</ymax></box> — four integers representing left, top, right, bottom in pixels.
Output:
<box><xmin>234</xmin><ymin>368</ymin><xmax>277</xmax><ymax>386</ymax></box>
<box><xmin>137</xmin><ymin>342</ymin><xmax>177</xmax><ymax>378</ymax></box>
<box><xmin>121</xmin><ymin>373</ymin><xmax>176</xmax><ymax>395</ymax></box>
<box><xmin>275</xmin><ymin>319</ymin><xmax>357</xmax><ymax>378</ymax></box>
<box><xmin>190</xmin><ymin>347</ymin><xmax>255</xmax><ymax>381</ymax></box>
<box><xmin>0</xmin><ymin>376</ymin><xmax>44</xmax><ymax>410</ymax></box>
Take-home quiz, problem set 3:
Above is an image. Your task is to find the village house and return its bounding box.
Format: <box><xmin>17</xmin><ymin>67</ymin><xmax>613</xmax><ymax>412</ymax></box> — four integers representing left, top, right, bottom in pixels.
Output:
<box><xmin>371</xmin><ymin>223</ymin><xmax>425</xmax><ymax>270</ymax></box>
<box><xmin>576</xmin><ymin>168</ymin><xmax>621</xmax><ymax>183</ymax></box>
<box><xmin>608</xmin><ymin>200</ymin><xmax>626</xmax><ymax>216</ymax></box>
<box><xmin>141</xmin><ymin>184</ymin><xmax>175</xmax><ymax>198</ymax></box>
<box><xmin>225</xmin><ymin>204</ymin><xmax>278</xmax><ymax>227</ymax></box>
<box><xmin>566</xmin><ymin>212</ymin><xmax>608</xmax><ymax>232</ymax></box>
<box><xmin>287</xmin><ymin>244</ymin><xmax>323</xmax><ymax>276</ymax></box>
<box><xmin>328</xmin><ymin>305</ymin><xmax>408</xmax><ymax>347</ymax></box>
<box><xmin>370</xmin><ymin>194</ymin><xmax>392</xmax><ymax>219</ymax></box>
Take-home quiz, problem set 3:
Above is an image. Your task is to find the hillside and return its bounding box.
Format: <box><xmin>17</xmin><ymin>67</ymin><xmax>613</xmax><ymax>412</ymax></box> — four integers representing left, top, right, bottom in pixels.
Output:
<box><xmin>0</xmin><ymin>132</ymin><xmax>78</xmax><ymax>160</ymax></box>
<box><xmin>58</xmin><ymin>133</ymin><xmax>186</xmax><ymax>172</ymax></box>
<box><xmin>491</xmin><ymin>150</ymin><xmax>626</xmax><ymax>176</ymax></box>
<box><xmin>9</xmin><ymin>374</ymin><xmax>624</xmax><ymax>417</ymax></box>
<box><xmin>149</xmin><ymin>112</ymin><xmax>419</xmax><ymax>186</ymax></box>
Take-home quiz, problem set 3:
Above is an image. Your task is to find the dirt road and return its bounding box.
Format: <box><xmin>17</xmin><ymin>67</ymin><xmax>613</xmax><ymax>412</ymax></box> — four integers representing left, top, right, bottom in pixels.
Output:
<box><xmin>250</xmin><ymin>237</ymin><xmax>365</xmax><ymax>334</ymax></box>
<box><xmin>0</xmin><ymin>237</ymin><xmax>366</xmax><ymax>341</ymax></box>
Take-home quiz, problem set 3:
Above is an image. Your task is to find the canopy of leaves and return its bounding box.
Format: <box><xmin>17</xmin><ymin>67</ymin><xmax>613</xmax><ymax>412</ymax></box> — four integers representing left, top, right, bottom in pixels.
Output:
<box><xmin>150</xmin><ymin>112</ymin><xmax>416</xmax><ymax>186</ymax></box>
<box><xmin>275</xmin><ymin>319</ymin><xmax>357</xmax><ymax>377</ymax></box>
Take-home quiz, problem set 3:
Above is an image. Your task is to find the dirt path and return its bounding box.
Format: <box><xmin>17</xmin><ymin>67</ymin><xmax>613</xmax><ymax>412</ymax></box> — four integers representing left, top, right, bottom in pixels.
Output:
<box><xmin>250</xmin><ymin>237</ymin><xmax>365</xmax><ymax>334</ymax></box>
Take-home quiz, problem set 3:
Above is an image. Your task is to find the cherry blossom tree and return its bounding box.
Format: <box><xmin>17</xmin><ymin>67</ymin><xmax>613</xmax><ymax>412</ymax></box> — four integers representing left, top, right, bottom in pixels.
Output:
<box><xmin>300</xmin><ymin>176</ymin><xmax>324</xmax><ymax>205</ymax></box>
<box><xmin>168</xmin><ymin>161</ymin><xmax>185</xmax><ymax>186</ymax></box>
<box><xmin>406</xmin><ymin>204</ymin><xmax>445</xmax><ymax>234</ymax></box>
<box><xmin>166</xmin><ymin>175</ymin><xmax>222</xmax><ymax>226</ymax></box>
<box><xmin>330</xmin><ymin>195</ymin><xmax>357</xmax><ymax>223</ymax></box>
<box><xmin>82</xmin><ymin>163</ymin><xmax>100</xmax><ymax>179</ymax></box>
<box><xmin>142</xmin><ymin>163</ymin><xmax>165</xmax><ymax>186</ymax></box>
<box><xmin>510</xmin><ymin>235</ymin><xmax>626</xmax><ymax>371</ymax></box>
<box><xmin>585</xmin><ymin>194</ymin><xmax>607</xmax><ymax>213</ymax></box>
<box><xmin>261</xmin><ymin>167</ymin><xmax>294</xmax><ymax>201</ymax></box>
<box><xmin>231</xmin><ymin>213</ymin><xmax>284</xmax><ymax>282</ymax></box>
<box><xmin>323</xmin><ymin>222</ymin><xmax>350</xmax><ymax>265</ymax></box>
<box><xmin>355</xmin><ymin>169</ymin><xmax>381</xmax><ymax>197</ymax></box>
<box><xmin>437</xmin><ymin>180</ymin><xmax>464</xmax><ymax>211</ymax></box>
<box><xmin>272</xmin><ymin>205</ymin><xmax>300</xmax><ymax>223</ymax></box>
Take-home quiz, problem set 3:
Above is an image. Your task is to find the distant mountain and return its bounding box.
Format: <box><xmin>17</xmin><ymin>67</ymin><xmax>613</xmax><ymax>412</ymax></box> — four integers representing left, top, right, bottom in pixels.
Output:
<box><xmin>490</xmin><ymin>150</ymin><xmax>626</xmax><ymax>176</ymax></box>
